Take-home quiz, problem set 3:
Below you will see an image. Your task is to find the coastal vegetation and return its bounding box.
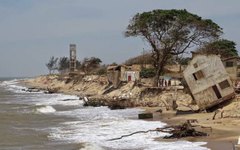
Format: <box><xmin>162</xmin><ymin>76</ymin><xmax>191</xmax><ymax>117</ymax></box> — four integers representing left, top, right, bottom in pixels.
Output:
<box><xmin>46</xmin><ymin>56</ymin><xmax>58</xmax><ymax>74</ymax></box>
<box><xmin>46</xmin><ymin>56</ymin><xmax>104</xmax><ymax>75</ymax></box>
<box><xmin>196</xmin><ymin>39</ymin><xmax>238</xmax><ymax>58</ymax></box>
<box><xmin>140</xmin><ymin>68</ymin><xmax>156</xmax><ymax>78</ymax></box>
<box><xmin>125</xmin><ymin>9</ymin><xmax>222</xmax><ymax>86</ymax></box>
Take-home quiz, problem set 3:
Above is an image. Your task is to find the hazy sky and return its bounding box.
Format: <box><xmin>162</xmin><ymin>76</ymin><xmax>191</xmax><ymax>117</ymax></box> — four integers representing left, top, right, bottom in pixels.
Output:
<box><xmin>0</xmin><ymin>0</ymin><xmax>240</xmax><ymax>77</ymax></box>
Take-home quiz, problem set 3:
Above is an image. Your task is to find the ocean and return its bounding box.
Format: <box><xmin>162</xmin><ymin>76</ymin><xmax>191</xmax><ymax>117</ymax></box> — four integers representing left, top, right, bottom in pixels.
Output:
<box><xmin>0</xmin><ymin>78</ymin><xmax>208</xmax><ymax>150</ymax></box>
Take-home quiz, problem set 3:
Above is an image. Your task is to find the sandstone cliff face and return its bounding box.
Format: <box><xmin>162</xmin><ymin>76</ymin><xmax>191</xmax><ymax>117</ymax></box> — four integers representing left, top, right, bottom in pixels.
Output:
<box><xmin>25</xmin><ymin>75</ymin><xmax>194</xmax><ymax>109</ymax></box>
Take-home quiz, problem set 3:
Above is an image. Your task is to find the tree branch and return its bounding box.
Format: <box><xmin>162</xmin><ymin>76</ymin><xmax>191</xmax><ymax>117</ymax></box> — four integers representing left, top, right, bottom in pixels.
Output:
<box><xmin>108</xmin><ymin>121</ymin><xmax>208</xmax><ymax>141</ymax></box>
<box><xmin>108</xmin><ymin>127</ymin><xmax>171</xmax><ymax>141</ymax></box>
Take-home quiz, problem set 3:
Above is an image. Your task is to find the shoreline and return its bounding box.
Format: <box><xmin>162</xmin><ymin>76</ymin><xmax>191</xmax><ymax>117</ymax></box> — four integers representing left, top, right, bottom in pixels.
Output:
<box><xmin>22</xmin><ymin>75</ymin><xmax>240</xmax><ymax>150</ymax></box>
<box><xmin>143</xmin><ymin>107</ymin><xmax>240</xmax><ymax>150</ymax></box>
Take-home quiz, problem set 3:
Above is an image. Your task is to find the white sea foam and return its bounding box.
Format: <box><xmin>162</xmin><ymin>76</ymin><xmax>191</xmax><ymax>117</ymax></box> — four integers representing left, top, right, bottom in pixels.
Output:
<box><xmin>49</xmin><ymin>119</ymin><xmax>208</xmax><ymax>150</ymax></box>
<box><xmin>50</xmin><ymin>106</ymin><xmax>208</xmax><ymax>150</ymax></box>
<box><xmin>56</xmin><ymin>106</ymin><xmax>141</xmax><ymax>121</ymax></box>
<box><xmin>36</xmin><ymin>106</ymin><xmax>56</xmax><ymax>114</ymax></box>
<box><xmin>0</xmin><ymin>79</ymin><xmax>27</xmax><ymax>93</ymax></box>
<box><xmin>1</xmin><ymin>80</ymin><xmax>82</xmax><ymax>107</ymax></box>
<box><xmin>0</xmin><ymin>79</ymin><xmax>44</xmax><ymax>94</ymax></box>
<box><xmin>1</xmin><ymin>79</ymin><xmax>83</xmax><ymax>107</ymax></box>
<box><xmin>34</xmin><ymin>94</ymin><xmax>81</xmax><ymax>106</ymax></box>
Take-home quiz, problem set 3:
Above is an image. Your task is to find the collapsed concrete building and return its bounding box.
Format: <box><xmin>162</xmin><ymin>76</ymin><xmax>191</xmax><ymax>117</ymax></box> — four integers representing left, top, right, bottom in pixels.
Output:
<box><xmin>183</xmin><ymin>54</ymin><xmax>235</xmax><ymax>110</ymax></box>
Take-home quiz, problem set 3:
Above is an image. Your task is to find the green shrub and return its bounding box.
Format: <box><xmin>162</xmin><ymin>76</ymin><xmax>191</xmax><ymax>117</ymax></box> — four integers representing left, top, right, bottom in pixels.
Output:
<box><xmin>140</xmin><ymin>68</ymin><xmax>156</xmax><ymax>78</ymax></box>
<box><xmin>96</xmin><ymin>68</ymin><xmax>107</xmax><ymax>75</ymax></box>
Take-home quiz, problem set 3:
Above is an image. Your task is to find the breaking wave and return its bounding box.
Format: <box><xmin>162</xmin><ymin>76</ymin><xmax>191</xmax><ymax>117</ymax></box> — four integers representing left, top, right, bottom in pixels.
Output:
<box><xmin>0</xmin><ymin>79</ymin><xmax>209</xmax><ymax>150</ymax></box>
<box><xmin>50</xmin><ymin>106</ymin><xmax>208</xmax><ymax>150</ymax></box>
<box><xmin>36</xmin><ymin>106</ymin><xmax>56</xmax><ymax>114</ymax></box>
<box><xmin>0</xmin><ymin>79</ymin><xmax>43</xmax><ymax>94</ymax></box>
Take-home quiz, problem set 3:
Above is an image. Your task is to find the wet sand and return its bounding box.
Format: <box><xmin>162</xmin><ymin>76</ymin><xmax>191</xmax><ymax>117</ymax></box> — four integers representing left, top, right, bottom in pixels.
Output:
<box><xmin>143</xmin><ymin>107</ymin><xmax>240</xmax><ymax>150</ymax></box>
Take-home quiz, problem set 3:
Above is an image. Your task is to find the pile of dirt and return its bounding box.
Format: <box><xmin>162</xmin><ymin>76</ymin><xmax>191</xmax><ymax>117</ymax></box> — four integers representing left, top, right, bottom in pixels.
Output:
<box><xmin>137</xmin><ymin>89</ymin><xmax>193</xmax><ymax>109</ymax></box>
<box><xmin>106</xmin><ymin>82</ymin><xmax>141</xmax><ymax>99</ymax></box>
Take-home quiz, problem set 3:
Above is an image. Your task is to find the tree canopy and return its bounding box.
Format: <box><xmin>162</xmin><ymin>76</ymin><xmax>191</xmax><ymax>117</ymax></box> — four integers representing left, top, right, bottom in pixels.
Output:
<box><xmin>58</xmin><ymin>57</ymin><xmax>69</xmax><ymax>73</ymax></box>
<box><xmin>46</xmin><ymin>56</ymin><xmax>58</xmax><ymax>74</ymax></box>
<box><xmin>125</xmin><ymin>9</ymin><xmax>222</xmax><ymax>85</ymax></box>
<box><xmin>81</xmin><ymin>57</ymin><xmax>102</xmax><ymax>73</ymax></box>
<box><xmin>196</xmin><ymin>39</ymin><xmax>238</xmax><ymax>58</ymax></box>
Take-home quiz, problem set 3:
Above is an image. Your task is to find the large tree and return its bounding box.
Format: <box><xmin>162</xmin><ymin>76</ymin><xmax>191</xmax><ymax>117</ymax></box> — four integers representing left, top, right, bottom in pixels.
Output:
<box><xmin>125</xmin><ymin>9</ymin><xmax>222</xmax><ymax>86</ymax></box>
<box><xmin>196</xmin><ymin>39</ymin><xmax>238</xmax><ymax>58</ymax></box>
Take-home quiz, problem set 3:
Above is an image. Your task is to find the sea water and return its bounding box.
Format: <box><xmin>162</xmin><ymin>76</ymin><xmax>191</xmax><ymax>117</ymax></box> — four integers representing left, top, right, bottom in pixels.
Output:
<box><xmin>0</xmin><ymin>78</ymin><xmax>209</xmax><ymax>150</ymax></box>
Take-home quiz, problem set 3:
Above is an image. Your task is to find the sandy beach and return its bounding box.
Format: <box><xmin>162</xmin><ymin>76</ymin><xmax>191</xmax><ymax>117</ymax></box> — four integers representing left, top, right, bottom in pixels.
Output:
<box><xmin>142</xmin><ymin>107</ymin><xmax>240</xmax><ymax>150</ymax></box>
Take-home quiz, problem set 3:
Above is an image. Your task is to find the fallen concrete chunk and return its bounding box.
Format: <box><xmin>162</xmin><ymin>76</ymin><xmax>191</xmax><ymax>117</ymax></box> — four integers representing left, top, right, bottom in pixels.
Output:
<box><xmin>138</xmin><ymin>113</ymin><xmax>153</xmax><ymax>119</ymax></box>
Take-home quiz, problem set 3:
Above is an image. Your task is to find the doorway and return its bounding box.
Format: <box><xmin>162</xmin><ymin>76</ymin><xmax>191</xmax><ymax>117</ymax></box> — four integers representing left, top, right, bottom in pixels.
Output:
<box><xmin>128</xmin><ymin>75</ymin><xmax>132</xmax><ymax>81</ymax></box>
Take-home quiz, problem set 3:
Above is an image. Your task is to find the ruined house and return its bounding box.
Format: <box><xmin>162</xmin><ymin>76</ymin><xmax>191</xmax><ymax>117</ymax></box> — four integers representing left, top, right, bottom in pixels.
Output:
<box><xmin>107</xmin><ymin>65</ymin><xmax>140</xmax><ymax>88</ymax></box>
<box><xmin>222</xmin><ymin>56</ymin><xmax>240</xmax><ymax>83</ymax></box>
<box><xmin>107</xmin><ymin>65</ymin><xmax>121</xmax><ymax>88</ymax></box>
<box><xmin>183</xmin><ymin>55</ymin><xmax>235</xmax><ymax>110</ymax></box>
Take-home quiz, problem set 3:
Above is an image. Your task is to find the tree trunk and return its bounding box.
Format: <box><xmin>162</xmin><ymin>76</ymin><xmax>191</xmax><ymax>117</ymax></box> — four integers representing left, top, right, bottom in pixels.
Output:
<box><xmin>153</xmin><ymin>55</ymin><xmax>168</xmax><ymax>87</ymax></box>
<box><xmin>153</xmin><ymin>69</ymin><xmax>160</xmax><ymax>87</ymax></box>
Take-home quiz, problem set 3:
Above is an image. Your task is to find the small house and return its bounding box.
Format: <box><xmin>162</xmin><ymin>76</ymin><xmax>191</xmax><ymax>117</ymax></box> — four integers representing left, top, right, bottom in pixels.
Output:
<box><xmin>107</xmin><ymin>65</ymin><xmax>121</xmax><ymax>88</ymax></box>
<box><xmin>222</xmin><ymin>56</ymin><xmax>240</xmax><ymax>82</ymax></box>
<box><xmin>183</xmin><ymin>54</ymin><xmax>235</xmax><ymax>110</ymax></box>
<box><xmin>107</xmin><ymin>65</ymin><xmax>140</xmax><ymax>88</ymax></box>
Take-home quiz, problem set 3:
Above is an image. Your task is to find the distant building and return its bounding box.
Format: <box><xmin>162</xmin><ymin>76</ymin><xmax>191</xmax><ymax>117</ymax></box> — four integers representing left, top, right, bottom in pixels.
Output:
<box><xmin>222</xmin><ymin>56</ymin><xmax>240</xmax><ymax>82</ymax></box>
<box><xmin>69</xmin><ymin>44</ymin><xmax>77</xmax><ymax>73</ymax></box>
<box><xmin>107</xmin><ymin>65</ymin><xmax>140</xmax><ymax>88</ymax></box>
<box><xmin>183</xmin><ymin>54</ymin><xmax>235</xmax><ymax>110</ymax></box>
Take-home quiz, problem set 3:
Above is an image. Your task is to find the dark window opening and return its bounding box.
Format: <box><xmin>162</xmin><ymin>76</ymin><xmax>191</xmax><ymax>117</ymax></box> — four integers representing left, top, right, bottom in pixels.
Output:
<box><xmin>193</xmin><ymin>63</ymin><xmax>198</xmax><ymax>68</ymax></box>
<box><xmin>226</xmin><ymin>61</ymin><xmax>234</xmax><ymax>67</ymax></box>
<box><xmin>193</xmin><ymin>70</ymin><xmax>204</xmax><ymax>80</ymax></box>
<box><xmin>212</xmin><ymin>85</ymin><xmax>222</xmax><ymax>99</ymax></box>
<box><xmin>219</xmin><ymin>80</ymin><xmax>230</xmax><ymax>90</ymax></box>
<box><xmin>193</xmin><ymin>73</ymin><xmax>197</xmax><ymax>80</ymax></box>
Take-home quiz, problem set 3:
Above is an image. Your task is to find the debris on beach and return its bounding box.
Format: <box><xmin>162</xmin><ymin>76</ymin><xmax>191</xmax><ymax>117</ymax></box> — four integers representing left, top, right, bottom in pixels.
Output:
<box><xmin>163</xmin><ymin>121</ymin><xmax>208</xmax><ymax>139</ymax></box>
<box><xmin>108</xmin><ymin>121</ymin><xmax>208</xmax><ymax>141</ymax></box>
<box><xmin>138</xmin><ymin>113</ymin><xmax>153</xmax><ymax>119</ymax></box>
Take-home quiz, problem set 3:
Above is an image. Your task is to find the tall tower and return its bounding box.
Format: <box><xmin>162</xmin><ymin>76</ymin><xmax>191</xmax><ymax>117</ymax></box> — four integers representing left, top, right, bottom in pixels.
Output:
<box><xmin>69</xmin><ymin>44</ymin><xmax>77</xmax><ymax>73</ymax></box>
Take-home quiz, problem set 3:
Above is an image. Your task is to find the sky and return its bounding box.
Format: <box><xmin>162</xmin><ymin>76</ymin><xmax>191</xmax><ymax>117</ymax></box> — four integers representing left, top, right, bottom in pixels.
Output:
<box><xmin>0</xmin><ymin>0</ymin><xmax>240</xmax><ymax>77</ymax></box>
